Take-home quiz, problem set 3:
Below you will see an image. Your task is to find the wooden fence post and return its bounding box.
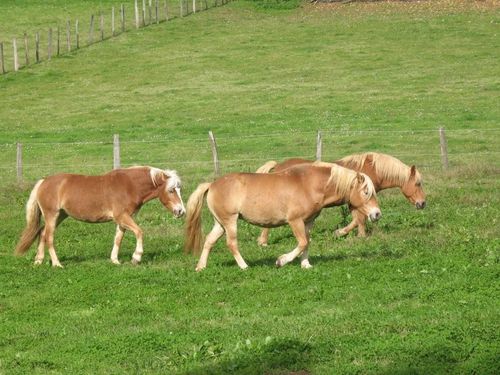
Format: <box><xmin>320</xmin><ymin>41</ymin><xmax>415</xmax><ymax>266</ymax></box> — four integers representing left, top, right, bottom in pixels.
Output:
<box><xmin>155</xmin><ymin>0</ymin><xmax>159</xmax><ymax>24</ymax></box>
<box><xmin>148</xmin><ymin>0</ymin><xmax>152</xmax><ymax>25</ymax></box>
<box><xmin>142</xmin><ymin>0</ymin><xmax>146</xmax><ymax>26</ymax></box>
<box><xmin>48</xmin><ymin>28</ymin><xmax>53</xmax><ymax>60</ymax></box>
<box><xmin>23</xmin><ymin>33</ymin><xmax>29</xmax><ymax>66</ymax></box>
<box><xmin>0</xmin><ymin>42</ymin><xmax>5</xmax><ymax>74</ymax></box>
<box><xmin>89</xmin><ymin>15</ymin><xmax>95</xmax><ymax>44</ymax></box>
<box><xmin>164</xmin><ymin>1</ymin><xmax>169</xmax><ymax>21</ymax></box>
<box><xmin>66</xmin><ymin>20</ymin><xmax>71</xmax><ymax>52</ymax></box>
<box><xmin>57</xmin><ymin>26</ymin><xmax>60</xmax><ymax>56</ymax></box>
<box><xmin>316</xmin><ymin>130</ymin><xmax>322</xmax><ymax>161</ymax></box>
<box><xmin>100</xmin><ymin>13</ymin><xmax>104</xmax><ymax>41</ymax></box>
<box><xmin>113</xmin><ymin>134</ymin><xmax>121</xmax><ymax>169</ymax></box>
<box><xmin>193</xmin><ymin>0</ymin><xmax>196</xmax><ymax>13</ymax></box>
<box><xmin>135</xmin><ymin>0</ymin><xmax>140</xmax><ymax>29</ymax></box>
<box><xmin>76</xmin><ymin>20</ymin><xmax>80</xmax><ymax>49</ymax></box>
<box><xmin>208</xmin><ymin>131</ymin><xmax>220</xmax><ymax>177</ymax></box>
<box><xmin>121</xmin><ymin>4</ymin><xmax>126</xmax><ymax>32</ymax></box>
<box><xmin>439</xmin><ymin>127</ymin><xmax>449</xmax><ymax>170</ymax></box>
<box><xmin>180</xmin><ymin>0</ymin><xmax>184</xmax><ymax>17</ymax></box>
<box><xmin>13</xmin><ymin>38</ymin><xmax>19</xmax><ymax>71</ymax></box>
<box><xmin>35</xmin><ymin>32</ymin><xmax>40</xmax><ymax>62</ymax></box>
<box><xmin>16</xmin><ymin>143</ymin><xmax>23</xmax><ymax>184</ymax></box>
<box><xmin>112</xmin><ymin>7</ymin><xmax>116</xmax><ymax>36</ymax></box>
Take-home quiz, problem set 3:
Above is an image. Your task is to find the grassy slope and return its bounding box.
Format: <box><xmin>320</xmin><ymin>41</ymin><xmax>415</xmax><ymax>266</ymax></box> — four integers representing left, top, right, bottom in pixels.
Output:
<box><xmin>0</xmin><ymin>1</ymin><xmax>499</xmax><ymax>374</ymax></box>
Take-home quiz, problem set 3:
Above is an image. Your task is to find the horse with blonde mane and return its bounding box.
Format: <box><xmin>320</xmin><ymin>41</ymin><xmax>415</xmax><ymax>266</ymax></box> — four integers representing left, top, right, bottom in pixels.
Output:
<box><xmin>255</xmin><ymin>152</ymin><xmax>426</xmax><ymax>245</ymax></box>
<box><xmin>184</xmin><ymin>162</ymin><xmax>381</xmax><ymax>271</ymax></box>
<box><xmin>15</xmin><ymin>166</ymin><xmax>185</xmax><ymax>267</ymax></box>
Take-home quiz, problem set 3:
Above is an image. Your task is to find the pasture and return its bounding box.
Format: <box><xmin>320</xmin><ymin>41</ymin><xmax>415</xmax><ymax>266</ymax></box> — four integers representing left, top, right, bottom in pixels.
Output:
<box><xmin>0</xmin><ymin>1</ymin><xmax>499</xmax><ymax>373</ymax></box>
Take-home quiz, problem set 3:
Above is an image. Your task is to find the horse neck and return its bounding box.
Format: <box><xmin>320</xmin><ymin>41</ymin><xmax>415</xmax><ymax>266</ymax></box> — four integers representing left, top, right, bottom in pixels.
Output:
<box><xmin>125</xmin><ymin>168</ymin><xmax>160</xmax><ymax>203</ymax></box>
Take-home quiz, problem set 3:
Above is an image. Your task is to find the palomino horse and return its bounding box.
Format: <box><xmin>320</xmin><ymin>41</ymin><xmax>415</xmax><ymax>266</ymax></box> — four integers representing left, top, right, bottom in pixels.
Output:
<box><xmin>184</xmin><ymin>162</ymin><xmax>381</xmax><ymax>271</ymax></box>
<box><xmin>255</xmin><ymin>152</ymin><xmax>426</xmax><ymax>245</ymax></box>
<box><xmin>15</xmin><ymin>166</ymin><xmax>185</xmax><ymax>267</ymax></box>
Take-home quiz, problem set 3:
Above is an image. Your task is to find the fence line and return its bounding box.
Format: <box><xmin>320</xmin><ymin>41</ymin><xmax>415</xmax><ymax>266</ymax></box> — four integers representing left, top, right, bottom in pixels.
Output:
<box><xmin>8</xmin><ymin>127</ymin><xmax>500</xmax><ymax>184</ymax></box>
<box><xmin>0</xmin><ymin>0</ymin><xmax>232</xmax><ymax>75</ymax></box>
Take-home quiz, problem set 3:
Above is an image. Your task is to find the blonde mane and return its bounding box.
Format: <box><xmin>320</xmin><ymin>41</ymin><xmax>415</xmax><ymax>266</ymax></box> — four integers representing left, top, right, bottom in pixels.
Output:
<box><xmin>148</xmin><ymin>167</ymin><xmax>181</xmax><ymax>190</ymax></box>
<box><xmin>323</xmin><ymin>163</ymin><xmax>375</xmax><ymax>200</ymax></box>
<box><xmin>339</xmin><ymin>152</ymin><xmax>421</xmax><ymax>186</ymax></box>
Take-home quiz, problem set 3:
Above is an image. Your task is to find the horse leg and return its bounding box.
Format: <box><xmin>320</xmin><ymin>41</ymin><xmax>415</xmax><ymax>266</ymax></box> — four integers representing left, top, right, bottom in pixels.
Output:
<box><xmin>354</xmin><ymin>210</ymin><xmax>367</xmax><ymax>237</ymax></box>
<box><xmin>300</xmin><ymin>221</ymin><xmax>314</xmax><ymax>269</ymax></box>
<box><xmin>110</xmin><ymin>225</ymin><xmax>126</xmax><ymax>265</ymax></box>
<box><xmin>34</xmin><ymin>227</ymin><xmax>46</xmax><ymax>265</ymax></box>
<box><xmin>257</xmin><ymin>228</ymin><xmax>270</xmax><ymax>247</ymax></box>
<box><xmin>115</xmin><ymin>214</ymin><xmax>143</xmax><ymax>265</ymax></box>
<box><xmin>276</xmin><ymin>219</ymin><xmax>308</xmax><ymax>268</ymax></box>
<box><xmin>44</xmin><ymin>211</ymin><xmax>63</xmax><ymax>268</ymax></box>
<box><xmin>224</xmin><ymin>216</ymin><xmax>248</xmax><ymax>270</ymax></box>
<box><xmin>195</xmin><ymin>221</ymin><xmax>224</xmax><ymax>272</ymax></box>
<box><xmin>335</xmin><ymin>208</ymin><xmax>358</xmax><ymax>237</ymax></box>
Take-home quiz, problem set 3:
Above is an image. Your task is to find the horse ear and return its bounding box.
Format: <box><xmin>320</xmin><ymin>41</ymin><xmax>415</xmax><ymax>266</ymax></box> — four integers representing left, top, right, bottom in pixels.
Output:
<box><xmin>356</xmin><ymin>173</ymin><xmax>365</xmax><ymax>184</ymax></box>
<box><xmin>410</xmin><ymin>165</ymin><xmax>416</xmax><ymax>177</ymax></box>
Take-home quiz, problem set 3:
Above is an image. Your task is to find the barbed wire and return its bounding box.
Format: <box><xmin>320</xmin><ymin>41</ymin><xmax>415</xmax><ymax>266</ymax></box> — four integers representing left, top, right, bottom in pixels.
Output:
<box><xmin>0</xmin><ymin>127</ymin><xmax>498</xmax><ymax>147</ymax></box>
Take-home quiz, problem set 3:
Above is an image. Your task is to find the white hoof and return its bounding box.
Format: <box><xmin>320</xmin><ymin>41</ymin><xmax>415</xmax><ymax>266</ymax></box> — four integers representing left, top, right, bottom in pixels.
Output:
<box><xmin>34</xmin><ymin>259</ymin><xmax>43</xmax><ymax>266</ymax></box>
<box><xmin>301</xmin><ymin>261</ymin><xmax>313</xmax><ymax>269</ymax></box>
<box><xmin>335</xmin><ymin>229</ymin><xmax>347</xmax><ymax>237</ymax></box>
<box><xmin>111</xmin><ymin>258</ymin><xmax>121</xmax><ymax>265</ymax></box>
<box><xmin>52</xmin><ymin>262</ymin><xmax>63</xmax><ymax>268</ymax></box>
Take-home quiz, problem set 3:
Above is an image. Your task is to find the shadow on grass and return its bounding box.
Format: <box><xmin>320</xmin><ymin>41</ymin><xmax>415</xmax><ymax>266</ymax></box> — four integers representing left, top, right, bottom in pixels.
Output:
<box><xmin>180</xmin><ymin>338</ymin><xmax>312</xmax><ymax>375</ymax></box>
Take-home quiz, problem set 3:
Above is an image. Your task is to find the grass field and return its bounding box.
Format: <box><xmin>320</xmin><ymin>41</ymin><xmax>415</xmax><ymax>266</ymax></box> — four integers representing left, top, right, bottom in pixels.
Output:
<box><xmin>0</xmin><ymin>1</ymin><xmax>499</xmax><ymax>374</ymax></box>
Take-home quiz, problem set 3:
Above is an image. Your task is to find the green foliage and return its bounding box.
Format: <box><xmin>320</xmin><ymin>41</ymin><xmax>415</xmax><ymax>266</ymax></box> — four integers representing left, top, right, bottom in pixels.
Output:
<box><xmin>246</xmin><ymin>0</ymin><xmax>303</xmax><ymax>11</ymax></box>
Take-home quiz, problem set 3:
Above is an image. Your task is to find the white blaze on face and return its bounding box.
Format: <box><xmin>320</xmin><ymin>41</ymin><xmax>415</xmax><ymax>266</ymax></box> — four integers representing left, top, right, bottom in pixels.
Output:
<box><xmin>174</xmin><ymin>186</ymin><xmax>186</xmax><ymax>217</ymax></box>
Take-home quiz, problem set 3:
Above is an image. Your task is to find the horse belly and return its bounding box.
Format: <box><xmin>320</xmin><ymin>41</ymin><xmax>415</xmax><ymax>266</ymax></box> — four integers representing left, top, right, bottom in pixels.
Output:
<box><xmin>61</xmin><ymin>198</ymin><xmax>114</xmax><ymax>223</ymax></box>
<box><xmin>239</xmin><ymin>204</ymin><xmax>288</xmax><ymax>228</ymax></box>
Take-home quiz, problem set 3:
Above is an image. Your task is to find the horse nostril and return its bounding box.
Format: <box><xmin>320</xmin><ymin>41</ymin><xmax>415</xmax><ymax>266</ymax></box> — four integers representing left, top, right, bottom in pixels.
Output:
<box><xmin>416</xmin><ymin>201</ymin><xmax>426</xmax><ymax>209</ymax></box>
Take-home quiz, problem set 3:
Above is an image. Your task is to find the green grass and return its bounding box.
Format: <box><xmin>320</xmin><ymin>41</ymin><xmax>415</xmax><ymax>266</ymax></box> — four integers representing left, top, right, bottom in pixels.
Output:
<box><xmin>0</xmin><ymin>1</ymin><xmax>499</xmax><ymax>374</ymax></box>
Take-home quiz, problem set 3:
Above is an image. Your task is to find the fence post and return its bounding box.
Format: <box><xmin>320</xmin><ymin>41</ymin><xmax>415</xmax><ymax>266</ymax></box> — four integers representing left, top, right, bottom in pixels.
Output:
<box><xmin>100</xmin><ymin>13</ymin><xmax>104</xmax><ymax>41</ymax></box>
<box><xmin>148</xmin><ymin>0</ymin><xmax>152</xmax><ymax>25</ymax></box>
<box><xmin>155</xmin><ymin>0</ymin><xmax>159</xmax><ymax>24</ymax></box>
<box><xmin>35</xmin><ymin>32</ymin><xmax>40</xmax><ymax>62</ymax></box>
<box><xmin>13</xmin><ymin>38</ymin><xmax>19</xmax><ymax>71</ymax></box>
<box><xmin>135</xmin><ymin>0</ymin><xmax>140</xmax><ymax>29</ymax></box>
<box><xmin>89</xmin><ymin>15</ymin><xmax>95</xmax><ymax>44</ymax></box>
<box><xmin>142</xmin><ymin>0</ymin><xmax>146</xmax><ymax>26</ymax></box>
<box><xmin>57</xmin><ymin>26</ymin><xmax>60</xmax><ymax>56</ymax></box>
<box><xmin>66</xmin><ymin>20</ymin><xmax>71</xmax><ymax>52</ymax></box>
<box><xmin>23</xmin><ymin>33</ymin><xmax>29</xmax><ymax>66</ymax></box>
<box><xmin>121</xmin><ymin>4</ymin><xmax>126</xmax><ymax>32</ymax></box>
<box><xmin>112</xmin><ymin>7</ymin><xmax>115</xmax><ymax>36</ymax></box>
<box><xmin>193</xmin><ymin>0</ymin><xmax>196</xmax><ymax>13</ymax></box>
<box><xmin>75</xmin><ymin>20</ymin><xmax>80</xmax><ymax>49</ymax></box>
<box><xmin>0</xmin><ymin>42</ymin><xmax>5</xmax><ymax>74</ymax></box>
<box><xmin>48</xmin><ymin>28</ymin><xmax>53</xmax><ymax>60</ymax></box>
<box><xmin>17</xmin><ymin>143</ymin><xmax>23</xmax><ymax>184</ymax></box>
<box><xmin>113</xmin><ymin>134</ymin><xmax>121</xmax><ymax>169</ymax></box>
<box><xmin>180</xmin><ymin>0</ymin><xmax>184</xmax><ymax>17</ymax></box>
<box><xmin>316</xmin><ymin>130</ymin><xmax>322</xmax><ymax>161</ymax></box>
<box><xmin>439</xmin><ymin>127</ymin><xmax>449</xmax><ymax>170</ymax></box>
<box><xmin>208</xmin><ymin>131</ymin><xmax>220</xmax><ymax>177</ymax></box>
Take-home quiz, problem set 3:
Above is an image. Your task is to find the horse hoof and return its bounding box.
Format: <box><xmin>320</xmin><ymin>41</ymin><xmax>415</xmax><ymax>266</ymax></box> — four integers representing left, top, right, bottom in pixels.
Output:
<box><xmin>275</xmin><ymin>257</ymin><xmax>285</xmax><ymax>268</ymax></box>
<box><xmin>52</xmin><ymin>263</ymin><xmax>63</xmax><ymax>268</ymax></box>
<box><xmin>111</xmin><ymin>259</ymin><xmax>121</xmax><ymax>265</ymax></box>
<box><xmin>258</xmin><ymin>241</ymin><xmax>268</xmax><ymax>247</ymax></box>
<box><xmin>34</xmin><ymin>259</ymin><xmax>43</xmax><ymax>266</ymax></box>
<box><xmin>195</xmin><ymin>266</ymin><xmax>205</xmax><ymax>272</ymax></box>
<box><xmin>131</xmin><ymin>258</ymin><xmax>140</xmax><ymax>265</ymax></box>
<box><xmin>301</xmin><ymin>262</ymin><xmax>313</xmax><ymax>269</ymax></box>
<box><xmin>334</xmin><ymin>229</ymin><xmax>346</xmax><ymax>237</ymax></box>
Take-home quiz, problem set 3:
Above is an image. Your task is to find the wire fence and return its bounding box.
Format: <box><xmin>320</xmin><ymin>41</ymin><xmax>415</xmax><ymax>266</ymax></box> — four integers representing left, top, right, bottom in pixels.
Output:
<box><xmin>0</xmin><ymin>0</ymin><xmax>231</xmax><ymax>75</ymax></box>
<box><xmin>1</xmin><ymin>127</ymin><xmax>498</xmax><ymax>188</ymax></box>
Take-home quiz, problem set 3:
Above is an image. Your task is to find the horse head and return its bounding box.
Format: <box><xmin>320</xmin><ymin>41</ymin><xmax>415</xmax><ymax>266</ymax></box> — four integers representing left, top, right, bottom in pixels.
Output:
<box><xmin>401</xmin><ymin>166</ymin><xmax>426</xmax><ymax>209</ymax></box>
<box><xmin>154</xmin><ymin>169</ymin><xmax>186</xmax><ymax>218</ymax></box>
<box><xmin>349</xmin><ymin>173</ymin><xmax>381</xmax><ymax>222</ymax></box>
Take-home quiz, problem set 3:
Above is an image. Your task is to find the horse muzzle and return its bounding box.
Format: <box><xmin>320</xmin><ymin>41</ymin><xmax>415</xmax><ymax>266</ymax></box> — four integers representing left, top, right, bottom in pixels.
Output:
<box><xmin>415</xmin><ymin>201</ymin><xmax>426</xmax><ymax>210</ymax></box>
<box><xmin>173</xmin><ymin>206</ymin><xmax>186</xmax><ymax>218</ymax></box>
<box><xmin>368</xmin><ymin>208</ymin><xmax>382</xmax><ymax>222</ymax></box>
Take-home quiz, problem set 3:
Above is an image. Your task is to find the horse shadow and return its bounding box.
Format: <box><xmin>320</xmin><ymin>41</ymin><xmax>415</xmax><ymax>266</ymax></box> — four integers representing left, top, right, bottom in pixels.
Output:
<box><xmin>178</xmin><ymin>338</ymin><xmax>312</xmax><ymax>375</ymax></box>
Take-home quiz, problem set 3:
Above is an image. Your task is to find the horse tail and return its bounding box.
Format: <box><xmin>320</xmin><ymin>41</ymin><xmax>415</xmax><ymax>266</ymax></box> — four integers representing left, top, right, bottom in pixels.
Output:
<box><xmin>184</xmin><ymin>182</ymin><xmax>211</xmax><ymax>254</ymax></box>
<box><xmin>255</xmin><ymin>160</ymin><xmax>278</xmax><ymax>174</ymax></box>
<box><xmin>15</xmin><ymin>179</ymin><xmax>44</xmax><ymax>256</ymax></box>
